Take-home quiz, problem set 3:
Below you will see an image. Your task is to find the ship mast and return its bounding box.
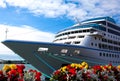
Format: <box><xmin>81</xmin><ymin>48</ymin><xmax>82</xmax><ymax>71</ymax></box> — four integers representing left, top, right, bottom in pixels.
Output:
<box><xmin>75</xmin><ymin>17</ymin><xmax>81</xmax><ymax>25</ymax></box>
<box><xmin>5</xmin><ymin>28</ymin><xmax>8</xmax><ymax>39</ymax></box>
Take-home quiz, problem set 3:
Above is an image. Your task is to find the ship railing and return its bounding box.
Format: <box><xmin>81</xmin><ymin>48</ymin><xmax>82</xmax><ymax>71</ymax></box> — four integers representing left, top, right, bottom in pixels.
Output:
<box><xmin>89</xmin><ymin>31</ymin><xmax>104</xmax><ymax>37</ymax></box>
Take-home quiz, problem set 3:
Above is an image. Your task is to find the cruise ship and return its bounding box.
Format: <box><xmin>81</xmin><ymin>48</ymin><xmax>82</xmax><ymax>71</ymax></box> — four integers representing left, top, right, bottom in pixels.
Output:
<box><xmin>2</xmin><ymin>17</ymin><xmax>120</xmax><ymax>78</ymax></box>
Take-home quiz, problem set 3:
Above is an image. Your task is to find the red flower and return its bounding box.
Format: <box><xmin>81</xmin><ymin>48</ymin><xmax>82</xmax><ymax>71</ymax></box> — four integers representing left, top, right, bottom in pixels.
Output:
<box><xmin>0</xmin><ymin>70</ymin><xmax>5</xmax><ymax>80</ymax></box>
<box><xmin>36</xmin><ymin>72</ymin><xmax>42</xmax><ymax>76</ymax></box>
<box><xmin>93</xmin><ymin>65</ymin><xmax>102</xmax><ymax>74</ymax></box>
<box><xmin>33</xmin><ymin>70</ymin><xmax>37</xmax><ymax>73</ymax></box>
<box><xmin>66</xmin><ymin>65</ymin><xmax>72</xmax><ymax>69</ymax></box>
<box><xmin>21</xmin><ymin>64</ymin><xmax>25</xmax><ymax>70</ymax></box>
<box><xmin>87</xmin><ymin>74</ymin><xmax>91</xmax><ymax>79</ymax></box>
<box><xmin>16</xmin><ymin>64</ymin><xmax>25</xmax><ymax>71</ymax></box>
<box><xmin>103</xmin><ymin>75</ymin><xmax>108</xmax><ymax>80</ymax></box>
<box><xmin>18</xmin><ymin>78</ymin><xmax>24</xmax><ymax>81</ymax></box>
<box><xmin>17</xmin><ymin>69</ymin><xmax>23</xmax><ymax>74</ymax></box>
<box><xmin>8</xmin><ymin>69</ymin><xmax>17</xmax><ymax>77</ymax></box>
<box><xmin>0</xmin><ymin>70</ymin><xmax>3</xmax><ymax>76</ymax></box>
<box><xmin>69</xmin><ymin>68</ymin><xmax>76</xmax><ymax>76</ymax></box>
<box><xmin>34</xmin><ymin>72</ymin><xmax>42</xmax><ymax>81</ymax></box>
<box><xmin>28</xmin><ymin>69</ymin><xmax>33</xmax><ymax>72</ymax></box>
<box><xmin>54</xmin><ymin>70</ymin><xmax>61</xmax><ymax>75</ymax></box>
<box><xmin>108</xmin><ymin>63</ymin><xmax>112</xmax><ymax>66</ymax></box>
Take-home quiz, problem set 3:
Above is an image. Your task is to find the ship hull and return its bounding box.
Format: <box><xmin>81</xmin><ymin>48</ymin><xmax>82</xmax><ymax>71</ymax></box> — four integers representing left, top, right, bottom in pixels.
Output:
<box><xmin>2</xmin><ymin>40</ymin><xmax>111</xmax><ymax>78</ymax></box>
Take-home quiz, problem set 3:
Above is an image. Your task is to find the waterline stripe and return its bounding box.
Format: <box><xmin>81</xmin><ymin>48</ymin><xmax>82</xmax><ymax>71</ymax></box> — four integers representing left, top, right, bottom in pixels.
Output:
<box><xmin>33</xmin><ymin>52</ymin><xmax>56</xmax><ymax>71</ymax></box>
<box><xmin>55</xmin><ymin>55</ymin><xmax>107</xmax><ymax>65</ymax></box>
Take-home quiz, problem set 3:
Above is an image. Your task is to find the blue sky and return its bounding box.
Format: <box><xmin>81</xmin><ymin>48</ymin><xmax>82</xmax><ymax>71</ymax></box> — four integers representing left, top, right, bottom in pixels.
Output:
<box><xmin>0</xmin><ymin>6</ymin><xmax>74</xmax><ymax>33</ymax></box>
<box><xmin>0</xmin><ymin>0</ymin><xmax>120</xmax><ymax>60</ymax></box>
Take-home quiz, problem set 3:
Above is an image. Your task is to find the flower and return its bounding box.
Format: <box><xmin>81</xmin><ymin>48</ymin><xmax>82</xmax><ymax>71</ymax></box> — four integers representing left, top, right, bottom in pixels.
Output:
<box><xmin>0</xmin><ymin>64</ymin><xmax>42</xmax><ymax>81</ymax></box>
<box><xmin>9</xmin><ymin>64</ymin><xmax>17</xmax><ymax>70</ymax></box>
<box><xmin>51</xmin><ymin>62</ymin><xmax>120</xmax><ymax>81</ymax></box>
<box><xmin>0</xmin><ymin>70</ymin><xmax>5</xmax><ymax>80</ymax></box>
<box><xmin>2</xmin><ymin>64</ymin><xmax>11</xmax><ymax>72</ymax></box>
<box><xmin>35</xmin><ymin>72</ymin><xmax>42</xmax><ymax>81</ymax></box>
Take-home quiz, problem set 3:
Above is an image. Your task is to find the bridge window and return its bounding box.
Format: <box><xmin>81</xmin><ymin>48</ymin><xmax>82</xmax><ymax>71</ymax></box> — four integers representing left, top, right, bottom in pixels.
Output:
<box><xmin>38</xmin><ymin>47</ymin><xmax>48</xmax><ymax>52</ymax></box>
<box><xmin>74</xmin><ymin>50</ymin><xmax>80</xmax><ymax>54</ymax></box>
<box><xmin>61</xmin><ymin>49</ymin><xmax>68</xmax><ymax>53</ymax></box>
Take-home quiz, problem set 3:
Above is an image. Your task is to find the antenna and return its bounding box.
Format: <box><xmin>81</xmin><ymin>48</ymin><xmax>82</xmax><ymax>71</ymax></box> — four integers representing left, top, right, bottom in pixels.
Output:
<box><xmin>75</xmin><ymin>17</ymin><xmax>81</xmax><ymax>25</ymax></box>
<box><xmin>5</xmin><ymin>28</ymin><xmax>8</xmax><ymax>39</ymax></box>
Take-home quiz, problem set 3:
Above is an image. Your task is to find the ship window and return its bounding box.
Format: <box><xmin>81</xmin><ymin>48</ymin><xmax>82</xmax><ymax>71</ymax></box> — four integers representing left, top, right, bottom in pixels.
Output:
<box><xmin>91</xmin><ymin>43</ymin><xmax>93</xmax><ymax>46</ymax></box>
<box><xmin>71</xmin><ymin>31</ymin><xmax>75</xmax><ymax>34</ymax></box>
<box><xmin>83</xmin><ymin>30</ymin><xmax>86</xmax><ymax>32</ymax></box>
<box><xmin>65</xmin><ymin>42</ymin><xmax>71</xmax><ymax>44</ymax></box>
<box><xmin>74</xmin><ymin>50</ymin><xmax>80</xmax><ymax>54</ymax></box>
<box><xmin>90</xmin><ymin>29</ymin><xmax>96</xmax><ymax>33</ymax></box>
<box><xmin>75</xmin><ymin>31</ymin><xmax>78</xmax><ymax>33</ymax></box>
<box><xmin>99</xmin><ymin>43</ymin><xmax>101</xmax><ymax>48</ymax></box>
<box><xmin>61</xmin><ymin>49</ymin><xmax>68</xmax><ymax>53</ymax></box>
<box><xmin>112</xmin><ymin>54</ymin><xmax>114</xmax><ymax>57</ymax></box>
<box><xmin>38</xmin><ymin>47</ymin><xmax>48</xmax><ymax>52</ymax></box>
<box><xmin>99</xmin><ymin>53</ymin><xmax>102</xmax><ymax>56</ymax></box>
<box><xmin>68</xmin><ymin>32</ymin><xmax>70</xmax><ymax>34</ymax></box>
<box><xmin>78</xmin><ymin>36</ymin><xmax>84</xmax><ymax>38</ymax></box>
<box><xmin>95</xmin><ymin>43</ymin><xmax>97</xmax><ymax>46</ymax></box>
<box><xmin>68</xmin><ymin>36</ymin><xmax>76</xmax><ymax>39</ymax></box>
<box><xmin>74</xmin><ymin>41</ymin><xmax>80</xmax><ymax>44</ymax></box>
<box><xmin>78</xmin><ymin>30</ymin><xmax>82</xmax><ymax>33</ymax></box>
<box><xmin>94</xmin><ymin>37</ymin><xmax>97</xmax><ymax>40</ymax></box>
<box><xmin>106</xmin><ymin>53</ymin><xmax>108</xmax><ymax>57</ymax></box>
<box><xmin>117</xmin><ymin>55</ymin><xmax>119</xmax><ymax>58</ymax></box>
<box><xmin>109</xmin><ymin>54</ymin><xmax>111</xmax><ymax>57</ymax></box>
<box><xmin>87</xmin><ymin>29</ymin><xmax>90</xmax><ymax>32</ymax></box>
<box><xmin>115</xmin><ymin>55</ymin><xmax>117</xmax><ymax>58</ymax></box>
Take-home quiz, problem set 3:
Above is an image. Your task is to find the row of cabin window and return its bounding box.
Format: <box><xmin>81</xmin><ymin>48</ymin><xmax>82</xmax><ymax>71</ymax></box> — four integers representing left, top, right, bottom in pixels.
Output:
<box><xmin>54</xmin><ymin>35</ymin><xmax>84</xmax><ymax>42</ymax></box>
<box><xmin>99</xmin><ymin>43</ymin><xmax>120</xmax><ymax>51</ymax></box>
<box><xmin>109</xmin><ymin>61</ymin><xmax>120</xmax><ymax>64</ymax></box>
<box><xmin>64</xmin><ymin>41</ymin><xmax>80</xmax><ymax>44</ymax></box>
<box><xmin>107</xmin><ymin>34</ymin><xmax>120</xmax><ymax>40</ymax></box>
<box><xmin>56</xmin><ymin>29</ymin><xmax>95</xmax><ymax>38</ymax></box>
<box><xmin>91</xmin><ymin>42</ymin><xmax>120</xmax><ymax>52</ymax></box>
<box><xmin>61</xmin><ymin>49</ymin><xmax>80</xmax><ymax>54</ymax></box>
<box><xmin>102</xmin><ymin>38</ymin><xmax>120</xmax><ymax>46</ymax></box>
<box><xmin>94</xmin><ymin>37</ymin><xmax>120</xmax><ymax>46</ymax></box>
<box><xmin>99</xmin><ymin>52</ymin><xmax>119</xmax><ymax>58</ymax></box>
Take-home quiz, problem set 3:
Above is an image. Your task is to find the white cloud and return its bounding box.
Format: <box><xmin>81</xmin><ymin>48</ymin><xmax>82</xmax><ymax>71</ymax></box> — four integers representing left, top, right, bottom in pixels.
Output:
<box><xmin>2</xmin><ymin>0</ymin><xmax>120</xmax><ymax>22</ymax></box>
<box><xmin>0</xmin><ymin>0</ymin><xmax>6</xmax><ymax>8</ymax></box>
<box><xmin>0</xmin><ymin>24</ymin><xmax>55</xmax><ymax>55</ymax></box>
<box><xmin>4</xmin><ymin>0</ymin><xmax>68</xmax><ymax>17</ymax></box>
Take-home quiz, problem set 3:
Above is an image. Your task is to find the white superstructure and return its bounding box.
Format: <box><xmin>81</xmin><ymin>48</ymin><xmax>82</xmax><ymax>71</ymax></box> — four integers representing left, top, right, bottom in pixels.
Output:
<box><xmin>53</xmin><ymin>16</ymin><xmax>120</xmax><ymax>64</ymax></box>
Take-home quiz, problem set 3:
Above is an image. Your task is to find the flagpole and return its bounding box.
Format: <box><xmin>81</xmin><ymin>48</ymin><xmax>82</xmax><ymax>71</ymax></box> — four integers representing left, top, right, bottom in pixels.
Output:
<box><xmin>5</xmin><ymin>28</ymin><xmax>8</xmax><ymax>39</ymax></box>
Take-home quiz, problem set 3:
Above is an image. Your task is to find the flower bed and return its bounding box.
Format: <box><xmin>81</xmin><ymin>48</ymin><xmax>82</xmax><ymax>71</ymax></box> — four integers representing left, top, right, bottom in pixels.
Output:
<box><xmin>0</xmin><ymin>64</ymin><xmax>42</xmax><ymax>81</ymax></box>
<box><xmin>1</xmin><ymin>62</ymin><xmax>120</xmax><ymax>81</ymax></box>
<box><xmin>50</xmin><ymin>62</ymin><xmax>120</xmax><ymax>81</ymax></box>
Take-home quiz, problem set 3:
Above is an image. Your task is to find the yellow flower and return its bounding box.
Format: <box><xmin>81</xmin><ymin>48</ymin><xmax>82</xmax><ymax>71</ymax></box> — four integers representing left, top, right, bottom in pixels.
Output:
<box><xmin>70</xmin><ymin>63</ymin><xmax>76</xmax><ymax>68</ymax></box>
<box><xmin>84</xmin><ymin>65</ymin><xmax>88</xmax><ymax>69</ymax></box>
<box><xmin>81</xmin><ymin>62</ymin><xmax>87</xmax><ymax>66</ymax></box>
<box><xmin>117</xmin><ymin>65</ymin><xmax>120</xmax><ymax>70</ymax></box>
<box><xmin>2</xmin><ymin>64</ymin><xmax>10</xmax><ymax>72</ymax></box>
<box><xmin>60</xmin><ymin>66</ymin><xmax>67</xmax><ymax>72</ymax></box>
<box><xmin>9</xmin><ymin>64</ymin><xmax>17</xmax><ymax>70</ymax></box>
<box><xmin>78</xmin><ymin>64</ymin><xmax>83</xmax><ymax>69</ymax></box>
<box><xmin>101</xmin><ymin>66</ymin><xmax>104</xmax><ymax>70</ymax></box>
